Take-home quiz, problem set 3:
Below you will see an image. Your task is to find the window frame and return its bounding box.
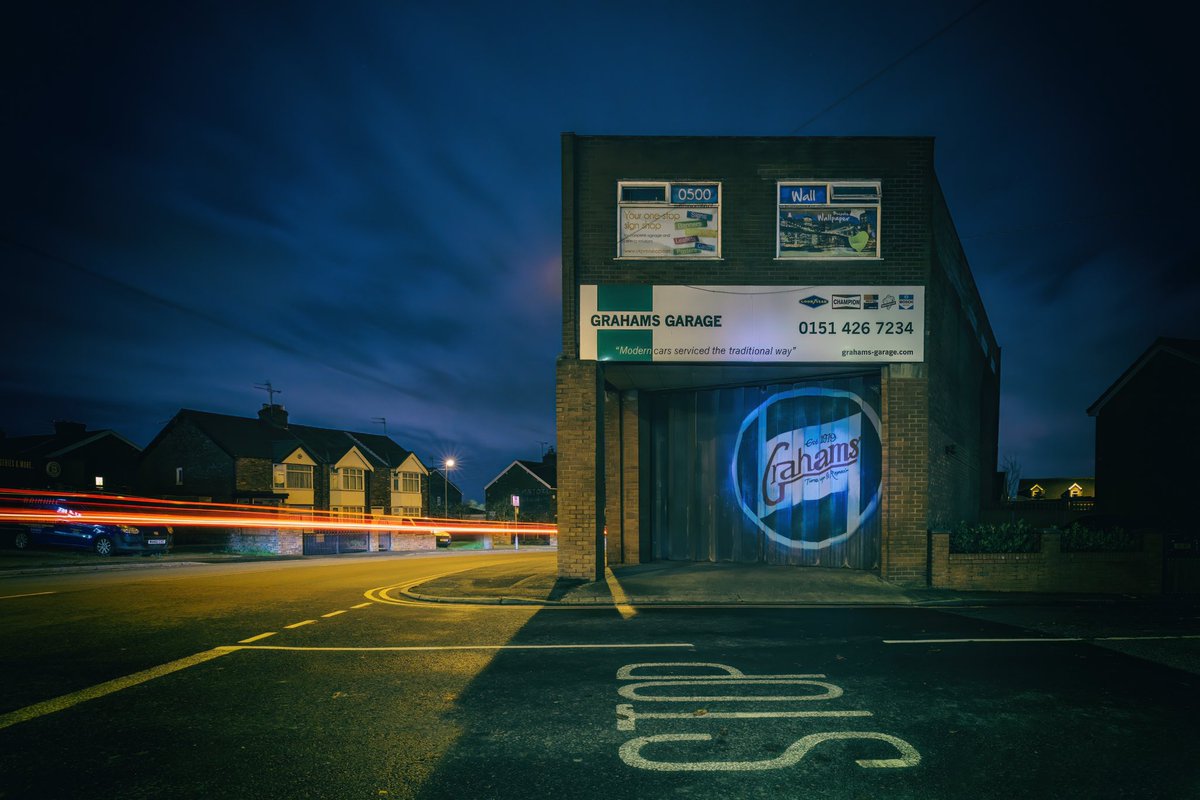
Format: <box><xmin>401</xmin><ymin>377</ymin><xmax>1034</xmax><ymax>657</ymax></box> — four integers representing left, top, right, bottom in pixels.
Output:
<box><xmin>340</xmin><ymin>467</ymin><xmax>365</xmax><ymax>492</ymax></box>
<box><xmin>616</xmin><ymin>180</ymin><xmax>722</xmax><ymax>260</ymax></box>
<box><xmin>776</xmin><ymin>180</ymin><xmax>882</xmax><ymax>260</ymax></box>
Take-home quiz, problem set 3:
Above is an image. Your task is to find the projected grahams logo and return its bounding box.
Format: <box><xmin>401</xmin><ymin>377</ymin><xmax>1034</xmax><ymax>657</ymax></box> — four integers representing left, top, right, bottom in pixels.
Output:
<box><xmin>731</xmin><ymin>388</ymin><xmax>882</xmax><ymax>550</ymax></box>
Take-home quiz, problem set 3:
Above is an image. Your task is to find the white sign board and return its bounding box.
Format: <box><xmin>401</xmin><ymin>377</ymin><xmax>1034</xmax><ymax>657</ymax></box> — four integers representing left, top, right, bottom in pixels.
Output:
<box><xmin>580</xmin><ymin>285</ymin><xmax>924</xmax><ymax>364</ymax></box>
<box><xmin>511</xmin><ymin>495</ymin><xmax>520</xmax><ymax>507</ymax></box>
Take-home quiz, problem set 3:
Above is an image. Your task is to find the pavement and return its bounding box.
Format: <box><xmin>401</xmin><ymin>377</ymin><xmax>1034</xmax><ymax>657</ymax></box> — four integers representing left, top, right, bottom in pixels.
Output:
<box><xmin>0</xmin><ymin>545</ymin><xmax>1184</xmax><ymax>607</ymax></box>
<box><xmin>398</xmin><ymin>554</ymin><xmax>1180</xmax><ymax>607</ymax></box>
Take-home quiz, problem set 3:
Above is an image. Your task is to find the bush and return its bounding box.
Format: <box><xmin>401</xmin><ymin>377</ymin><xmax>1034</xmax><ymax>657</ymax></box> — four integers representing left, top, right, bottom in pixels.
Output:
<box><xmin>949</xmin><ymin>519</ymin><xmax>1040</xmax><ymax>553</ymax></box>
<box><xmin>1057</xmin><ymin>522</ymin><xmax>1141</xmax><ymax>552</ymax></box>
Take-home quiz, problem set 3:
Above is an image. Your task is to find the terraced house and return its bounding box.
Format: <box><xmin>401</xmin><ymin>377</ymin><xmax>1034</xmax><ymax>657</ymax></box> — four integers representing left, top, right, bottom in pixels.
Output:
<box><xmin>138</xmin><ymin>404</ymin><xmax>429</xmax><ymax>518</ymax></box>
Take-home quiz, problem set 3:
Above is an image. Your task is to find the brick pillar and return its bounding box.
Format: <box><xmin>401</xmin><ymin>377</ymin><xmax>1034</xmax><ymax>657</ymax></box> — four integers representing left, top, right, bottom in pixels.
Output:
<box><xmin>621</xmin><ymin>390</ymin><xmax>641</xmax><ymax>565</ymax></box>
<box><xmin>604</xmin><ymin>388</ymin><xmax>622</xmax><ymax>565</ymax></box>
<box><xmin>556</xmin><ymin>357</ymin><xmax>604</xmax><ymax>580</ymax></box>
<box><xmin>930</xmin><ymin>531</ymin><xmax>949</xmax><ymax>587</ymax></box>
<box><xmin>881</xmin><ymin>364</ymin><xmax>930</xmax><ymax>586</ymax></box>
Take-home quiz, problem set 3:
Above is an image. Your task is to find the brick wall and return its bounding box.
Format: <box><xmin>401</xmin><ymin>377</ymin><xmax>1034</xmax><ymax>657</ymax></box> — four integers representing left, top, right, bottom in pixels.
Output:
<box><xmin>621</xmin><ymin>390</ymin><xmax>642</xmax><ymax>565</ymax></box>
<box><xmin>137</xmin><ymin>417</ymin><xmax>235</xmax><ymax>499</ymax></box>
<box><xmin>556</xmin><ymin>357</ymin><xmax>603</xmax><ymax>579</ymax></box>
<box><xmin>235</xmin><ymin>458</ymin><xmax>271</xmax><ymax>493</ymax></box>
<box><xmin>881</xmin><ymin>364</ymin><xmax>931</xmax><ymax>586</ymax></box>
<box><xmin>563</xmin><ymin>134</ymin><xmax>934</xmax><ymax>355</ymax></box>
<box><xmin>603</xmin><ymin>387</ymin><xmax>622</xmax><ymax>565</ymax></box>
<box><xmin>931</xmin><ymin>531</ymin><xmax>1163</xmax><ymax>594</ymax></box>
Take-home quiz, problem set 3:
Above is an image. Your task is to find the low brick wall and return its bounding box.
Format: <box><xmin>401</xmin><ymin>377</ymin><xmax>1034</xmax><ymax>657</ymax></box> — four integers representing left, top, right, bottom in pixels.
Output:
<box><xmin>931</xmin><ymin>532</ymin><xmax>1162</xmax><ymax>594</ymax></box>
<box><xmin>227</xmin><ymin>529</ymin><xmax>303</xmax><ymax>555</ymax></box>
<box><xmin>382</xmin><ymin>531</ymin><xmax>437</xmax><ymax>552</ymax></box>
<box><xmin>225</xmin><ymin>529</ymin><xmax>437</xmax><ymax>554</ymax></box>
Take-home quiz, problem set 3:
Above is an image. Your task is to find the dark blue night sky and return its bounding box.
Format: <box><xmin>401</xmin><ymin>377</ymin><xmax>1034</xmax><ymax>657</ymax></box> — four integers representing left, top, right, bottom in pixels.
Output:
<box><xmin>3</xmin><ymin>1</ymin><xmax>1197</xmax><ymax>499</ymax></box>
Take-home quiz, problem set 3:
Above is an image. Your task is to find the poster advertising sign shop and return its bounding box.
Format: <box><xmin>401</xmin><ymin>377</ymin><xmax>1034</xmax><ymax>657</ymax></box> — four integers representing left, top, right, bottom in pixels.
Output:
<box><xmin>579</xmin><ymin>285</ymin><xmax>924</xmax><ymax>363</ymax></box>
<box><xmin>617</xmin><ymin>182</ymin><xmax>721</xmax><ymax>258</ymax></box>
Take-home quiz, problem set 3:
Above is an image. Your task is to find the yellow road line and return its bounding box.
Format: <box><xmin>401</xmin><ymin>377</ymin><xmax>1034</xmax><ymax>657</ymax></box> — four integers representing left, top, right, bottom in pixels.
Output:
<box><xmin>0</xmin><ymin>648</ymin><xmax>234</xmax><ymax>731</ymax></box>
<box><xmin>238</xmin><ymin>632</ymin><xmax>277</xmax><ymax>643</ymax></box>
<box><xmin>284</xmin><ymin>619</ymin><xmax>316</xmax><ymax>629</ymax></box>
<box><xmin>232</xmin><ymin>643</ymin><xmax>694</xmax><ymax>652</ymax></box>
<box><xmin>321</xmin><ymin>610</ymin><xmax>347</xmax><ymax>618</ymax></box>
<box><xmin>350</xmin><ymin>602</ymin><xmax>372</xmax><ymax>609</ymax></box>
<box><xmin>605</xmin><ymin>567</ymin><xmax>637</xmax><ymax>619</ymax></box>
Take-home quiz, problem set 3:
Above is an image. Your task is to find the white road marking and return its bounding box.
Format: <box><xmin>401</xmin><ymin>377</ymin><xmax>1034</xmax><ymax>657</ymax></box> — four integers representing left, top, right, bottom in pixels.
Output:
<box><xmin>0</xmin><ymin>591</ymin><xmax>56</xmax><ymax>600</ymax></box>
<box><xmin>884</xmin><ymin>637</ymin><xmax>1081</xmax><ymax>644</ymax></box>
<box><xmin>617</xmin><ymin>663</ymin><xmax>819</xmax><ymax>680</ymax></box>
<box><xmin>321</xmin><ymin>610</ymin><xmax>347</xmax><ymax>618</ymax></box>
<box><xmin>616</xmin><ymin>703</ymin><xmax>871</xmax><ymax>731</ymax></box>
<box><xmin>619</xmin><ymin>731</ymin><xmax>921</xmax><ymax>771</ymax></box>
<box><xmin>232</xmin><ymin>643</ymin><xmax>695</xmax><ymax>652</ymax></box>
<box><xmin>618</xmin><ymin>678</ymin><xmax>843</xmax><ymax>703</ymax></box>
<box><xmin>284</xmin><ymin>620</ymin><xmax>316</xmax><ymax>629</ymax></box>
<box><xmin>884</xmin><ymin>635</ymin><xmax>1200</xmax><ymax>645</ymax></box>
<box><xmin>238</xmin><ymin>632</ymin><xmax>277</xmax><ymax>643</ymax></box>
<box><xmin>0</xmin><ymin>648</ymin><xmax>234</xmax><ymax>731</ymax></box>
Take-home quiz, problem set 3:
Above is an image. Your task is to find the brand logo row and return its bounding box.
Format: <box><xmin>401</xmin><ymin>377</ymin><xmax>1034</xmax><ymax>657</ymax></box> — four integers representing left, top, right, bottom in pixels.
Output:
<box><xmin>798</xmin><ymin>294</ymin><xmax>914</xmax><ymax>311</ymax></box>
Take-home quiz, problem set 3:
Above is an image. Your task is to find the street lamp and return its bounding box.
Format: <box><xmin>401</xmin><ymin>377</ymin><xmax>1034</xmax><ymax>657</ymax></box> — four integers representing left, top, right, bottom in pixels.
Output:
<box><xmin>443</xmin><ymin>458</ymin><xmax>455</xmax><ymax>517</ymax></box>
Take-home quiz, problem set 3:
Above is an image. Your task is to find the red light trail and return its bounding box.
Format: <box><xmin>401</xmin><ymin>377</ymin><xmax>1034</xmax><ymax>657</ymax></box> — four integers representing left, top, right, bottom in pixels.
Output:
<box><xmin>0</xmin><ymin>488</ymin><xmax>557</xmax><ymax>537</ymax></box>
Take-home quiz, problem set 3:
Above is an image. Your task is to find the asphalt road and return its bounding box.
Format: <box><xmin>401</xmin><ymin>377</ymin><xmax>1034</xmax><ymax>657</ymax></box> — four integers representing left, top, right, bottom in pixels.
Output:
<box><xmin>1</xmin><ymin>552</ymin><xmax>1198</xmax><ymax>800</ymax></box>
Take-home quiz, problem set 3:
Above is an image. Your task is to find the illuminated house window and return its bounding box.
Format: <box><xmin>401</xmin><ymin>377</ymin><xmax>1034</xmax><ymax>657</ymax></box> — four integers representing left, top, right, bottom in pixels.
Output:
<box><xmin>1030</xmin><ymin>484</ymin><xmax>1045</xmax><ymax>499</ymax></box>
<box><xmin>341</xmin><ymin>467</ymin><xmax>365</xmax><ymax>491</ymax></box>
<box><xmin>401</xmin><ymin>471</ymin><xmax>421</xmax><ymax>493</ymax></box>
<box><xmin>1068</xmin><ymin>483</ymin><xmax>1084</xmax><ymax>498</ymax></box>
<box><xmin>94</xmin><ymin>476</ymin><xmax>104</xmax><ymax>489</ymax></box>
<box><xmin>286</xmin><ymin>464</ymin><xmax>313</xmax><ymax>489</ymax></box>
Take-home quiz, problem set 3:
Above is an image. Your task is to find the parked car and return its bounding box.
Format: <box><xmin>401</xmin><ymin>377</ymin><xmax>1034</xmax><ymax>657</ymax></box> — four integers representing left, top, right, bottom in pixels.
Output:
<box><xmin>11</xmin><ymin>497</ymin><xmax>173</xmax><ymax>556</ymax></box>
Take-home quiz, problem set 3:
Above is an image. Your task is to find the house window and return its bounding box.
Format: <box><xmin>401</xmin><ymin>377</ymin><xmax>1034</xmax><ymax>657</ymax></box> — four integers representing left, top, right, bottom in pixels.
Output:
<box><xmin>341</xmin><ymin>467</ymin><xmax>365</xmax><ymax>491</ymax></box>
<box><xmin>617</xmin><ymin>180</ymin><xmax>721</xmax><ymax>259</ymax></box>
<box><xmin>175</xmin><ymin>467</ymin><xmax>184</xmax><ymax>486</ymax></box>
<box><xmin>401</xmin><ymin>506</ymin><xmax>421</xmax><ymax>516</ymax></box>
<box><xmin>286</xmin><ymin>464</ymin><xmax>313</xmax><ymax>489</ymax></box>
<box><xmin>777</xmin><ymin>181</ymin><xmax>881</xmax><ymax>259</ymax></box>
<box><xmin>401</xmin><ymin>471</ymin><xmax>421</xmax><ymax>493</ymax></box>
<box><xmin>94</xmin><ymin>476</ymin><xmax>104</xmax><ymax>489</ymax></box>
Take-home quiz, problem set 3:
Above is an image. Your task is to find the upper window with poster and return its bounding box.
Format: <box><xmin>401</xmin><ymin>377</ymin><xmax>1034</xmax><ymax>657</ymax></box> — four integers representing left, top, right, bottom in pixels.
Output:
<box><xmin>777</xmin><ymin>181</ymin><xmax>881</xmax><ymax>259</ymax></box>
<box><xmin>617</xmin><ymin>181</ymin><xmax>721</xmax><ymax>259</ymax></box>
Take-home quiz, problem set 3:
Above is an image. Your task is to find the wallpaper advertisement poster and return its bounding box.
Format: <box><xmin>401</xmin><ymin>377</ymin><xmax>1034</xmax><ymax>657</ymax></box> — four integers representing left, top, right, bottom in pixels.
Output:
<box><xmin>778</xmin><ymin>207</ymin><xmax>878</xmax><ymax>258</ymax></box>
<box><xmin>651</xmin><ymin>377</ymin><xmax>882</xmax><ymax>568</ymax></box>
<box><xmin>580</xmin><ymin>284</ymin><xmax>924</xmax><ymax>363</ymax></box>
<box><xmin>618</xmin><ymin>206</ymin><xmax>721</xmax><ymax>257</ymax></box>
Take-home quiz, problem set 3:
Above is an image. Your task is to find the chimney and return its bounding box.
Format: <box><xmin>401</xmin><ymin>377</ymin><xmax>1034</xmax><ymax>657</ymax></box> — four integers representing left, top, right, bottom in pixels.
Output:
<box><xmin>54</xmin><ymin>420</ymin><xmax>87</xmax><ymax>437</ymax></box>
<box><xmin>258</xmin><ymin>404</ymin><xmax>289</xmax><ymax>429</ymax></box>
<box><xmin>542</xmin><ymin>446</ymin><xmax>557</xmax><ymax>467</ymax></box>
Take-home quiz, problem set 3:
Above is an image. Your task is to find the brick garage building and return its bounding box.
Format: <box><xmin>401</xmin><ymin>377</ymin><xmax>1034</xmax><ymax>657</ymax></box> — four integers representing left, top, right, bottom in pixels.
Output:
<box><xmin>557</xmin><ymin>134</ymin><xmax>1000</xmax><ymax>586</ymax></box>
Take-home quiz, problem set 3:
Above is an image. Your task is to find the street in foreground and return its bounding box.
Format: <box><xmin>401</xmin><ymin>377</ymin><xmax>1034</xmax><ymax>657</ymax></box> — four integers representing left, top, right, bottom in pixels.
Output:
<box><xmin>1</xmin><ymin>552</ymin><xmax>1197</xmax><ymax>799</ymax></box>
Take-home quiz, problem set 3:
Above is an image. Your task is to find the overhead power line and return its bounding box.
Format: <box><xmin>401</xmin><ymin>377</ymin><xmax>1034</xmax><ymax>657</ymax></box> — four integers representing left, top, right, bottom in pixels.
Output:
<box><xmin>790</xmin><ymin>0</ymin><xmax>991</xmax><ymax>133</ymax></box>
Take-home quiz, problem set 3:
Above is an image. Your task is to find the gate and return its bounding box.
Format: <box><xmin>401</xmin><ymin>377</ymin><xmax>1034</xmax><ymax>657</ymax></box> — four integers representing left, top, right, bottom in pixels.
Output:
<box><xmin>302</xmin><ymin>531</ymin><xmax>370</xmax><ymax>555</ymax></box>
<box><xmin>648</xmin><ymin>374</ymin><xmax>882</xmax><ymax>569</ymax></box>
